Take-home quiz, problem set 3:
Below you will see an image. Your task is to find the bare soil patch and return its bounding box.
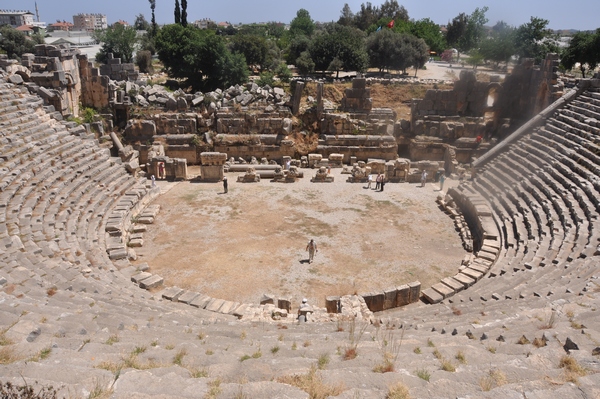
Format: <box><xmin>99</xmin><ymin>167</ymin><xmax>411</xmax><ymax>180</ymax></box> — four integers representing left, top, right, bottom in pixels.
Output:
<box><xmin>135</xmin><ymin>170</ymin><xmax>465</xmax><ymax>307</ymax></box>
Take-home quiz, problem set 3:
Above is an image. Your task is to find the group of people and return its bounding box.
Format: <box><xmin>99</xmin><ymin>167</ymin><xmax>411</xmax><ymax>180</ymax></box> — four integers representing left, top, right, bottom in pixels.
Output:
<box><xmin>366</xmin><ymin>173</ymin><xmax>386</xmax><ymax>191</ymax></box>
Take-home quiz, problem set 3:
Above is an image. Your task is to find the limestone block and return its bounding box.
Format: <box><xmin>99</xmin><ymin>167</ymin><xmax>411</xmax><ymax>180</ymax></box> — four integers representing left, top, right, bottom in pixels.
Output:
<box><xmin>277</xmin><ymin>298</ymin><xmax>291</xmax><ymax>313</ymax></box>
<box><xmin>139</xmin><ymin>275</ymin><xmax>164</xmax><ymax>289</ymax></box>
<box><xmin>205</xmin><ymin>298</ymin><xmax>225</xmax><ymax>312</ymax></box>
<box><xmin>421</xmin><ymin>288</ymin><xmax>443</xmax><ymax>304</ymax></box>
<box><xmin>178</xmin><ymin>291</ymin><xmax>200</xmax><ymax>304</ymax></box>
<box><xmin>108</xmin><ymin>248</ymin><xmax>127</xmax><ymax>260</ymax></box>
<box><xmin>162</xmin><ymin>286</ymin><xmax>184</xmax><ymax>301</ymax></box>
<box><xmin>370</xmin><ymin>292</ymin><xmax>385</xmax><ymax>312</ymax></box>
<box><xmin>453</xmin><ymin>273</ymin><xmax>475</xmax><ymax>288</ymax></box>
<box><xmin>325</xmin><ymin>296</ymin><xmax>340</xmax><ymax>313</ymax></box>
<box><xmin>383</xmin><ymin>288</ymin><xmax>397</xmax><ymax>310</ymax></box>
<box><xmin>395</xmin><ymin>284</ymin><xmax>410</xmax><ymax>307</ymax></box>
<box><xmin>260</xmin><ymin>294</ymin><xmax>275</xmax><ymax>305</ymax></box>
<box><xmin>441</xmin><ymin>277</ymin><xmax>464</xmax><ymax>293</ymax></box>
<box><xmin>431</xmin><ymin>283</ymin><xmax>454</xmax><ymax>299</ymax></box>
<box><xmin>408</xmin><ymin>281</ymin><xmax>421</xmax><ymax>303</ymax></box>
<box><xmin>189</xmin><ymin>295</ymin><xmax>212</xmax><ymax>309</ymax></box>
<box><xmin>131</xmin><ymin>272</ymin><xmax>152</xmax><ymax>284</ymax></box>
<box><xmin>352</xmin><ymin>78</ymin><xmax>367</xmax><ymax>89</ymax></box>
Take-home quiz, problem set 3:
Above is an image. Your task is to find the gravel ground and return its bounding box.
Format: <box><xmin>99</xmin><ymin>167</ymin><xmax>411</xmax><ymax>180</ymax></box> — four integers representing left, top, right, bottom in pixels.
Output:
<box><xmin>135</xmin><ymin>168</ymin><xmax>465</xmax><ymax>308</ymax></box>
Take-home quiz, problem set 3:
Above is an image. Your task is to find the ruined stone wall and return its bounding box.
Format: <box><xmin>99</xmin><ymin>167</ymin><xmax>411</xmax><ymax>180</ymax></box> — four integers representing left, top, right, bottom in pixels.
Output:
<box><xmin>496</xmin><ymin>54</ymin><xmax>563</xmax><ymax>125</ymax></box>
<box><xmin>99</xmin><ymin>53</ymin><xmax>139</xmax><ymax>82</ymax></box>
<box><xmin>25</xmin><ymin>44</ymin><xmax>83</xmax><ymax>116</ymax></box>
<box><xmin>78</xmin><ymin>54</ymin><xmax>110</xmax><ymax>110</ymax></box>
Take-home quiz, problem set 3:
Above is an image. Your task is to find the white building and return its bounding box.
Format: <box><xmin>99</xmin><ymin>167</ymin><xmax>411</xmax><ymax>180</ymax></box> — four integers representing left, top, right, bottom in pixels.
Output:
<box><xmin>73</xmin><ymin>13</ymin><xmax>108</xmax><ymax>31</ymax></box>
<box><xmin>0</xmin><ymin>10</ymin><xmax>35</xmax><ymax>27</ymax></box>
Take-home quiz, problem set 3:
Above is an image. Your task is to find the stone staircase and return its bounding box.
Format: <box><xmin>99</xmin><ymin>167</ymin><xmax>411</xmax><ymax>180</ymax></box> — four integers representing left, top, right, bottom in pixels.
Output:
<box><xmin>1</xmin><ymin>74</ymin><xmax>600</xmax><ymax>398</ymax></box>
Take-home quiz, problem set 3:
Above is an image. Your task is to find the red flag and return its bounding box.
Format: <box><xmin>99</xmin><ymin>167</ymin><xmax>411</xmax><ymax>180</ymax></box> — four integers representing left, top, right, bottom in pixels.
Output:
<box><xmin>387</xmin><ymin>20</ymin><xmax>395</xmax><ymax>29</ymax></box>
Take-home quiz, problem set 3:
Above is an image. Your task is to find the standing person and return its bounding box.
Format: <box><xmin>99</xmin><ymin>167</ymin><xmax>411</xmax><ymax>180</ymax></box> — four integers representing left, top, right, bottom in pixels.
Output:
<box><xmin>439</xmin><ymin>174</ymin><xmax>446</xmax><ymax>191</ymax></box>
<box><xmin>421</xmin><ymin>170</ymin><xmax>428</xmax><ymax>187</ymax></box>
<box><xmin>380</xmin><ymin>174</ymin><xmax>386</xmax><ymax>192</ymax></box>
<box><xmin>158</xmin><ymin>162</ymin><xmax>165</xmax><ymax>180</ymax></box>
<box><xmin>223</xmin><ymin>177</ymin><xmax>228</xmax><ymax>193</ymax></box>
<box><xmin>367</xmin><ymin>174</ymin><xmax>373</xmax><ymax>189</ymax></box>
<box><xmin>151</xmin><ymin>175</ymin><xmax>156</xmax><ymax>188</ymax></box>
<box><xmin>375</xmin><ymin>173</ymin><xmax>381</xmax><ymax>191</ymax></box>
<box><xmin>306</xmin><ymin>239</ymin><xmax>317</xmax><ymax>264</ymax></box>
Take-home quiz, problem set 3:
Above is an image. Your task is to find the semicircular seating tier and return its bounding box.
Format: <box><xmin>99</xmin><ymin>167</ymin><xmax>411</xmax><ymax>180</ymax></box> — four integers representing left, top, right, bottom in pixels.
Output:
<box><xmin>1</xmin><ymin>75</ymin><xmax>600</xmax><ymax>398</ymax></box>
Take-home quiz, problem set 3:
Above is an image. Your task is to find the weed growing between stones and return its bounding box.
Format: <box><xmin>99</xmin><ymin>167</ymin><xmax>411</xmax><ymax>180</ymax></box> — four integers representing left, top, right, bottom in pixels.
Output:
<box><xmin>559</xmin><ymin>355</ymin><xmax>587</xmax><ymax>383</ymax></box>
<box><xmin>87</xmin><ymin>377</ymin><xmax>114</xmax><ymax>399</ymax></box>
<box><xmin>271</xmin><ymin>345</ymin><xmax>280</xmax><ymax>354</ymax></box>
<box><xmin>29</xmin><ymin>346</ymin><xmax>52</xmax><ymax>362</ymax></box>
<box><xmin>455</xmin><ymin>350</ymin><xmax>466</xmax><ymax>364</ymax></box>
<box><xmin>487</xmin><ymin>345</ymin><xmax>496</xmax><ymax>353</ymax></box>
<box><xmin>539</xmin><ymin>311</ymin><xmax>557</xmax><ymax>329</ymax></box>
<box><xmin>105</xmin><ymin>334</ymin><xmax>119</xmax><ymax>345</ymax></box>
<box><xmin>342</xmin><ymin>318</ymin><xmax>367</xmax><ymax>360</ymax></box>
<box><xmin>415</xmin><ymin>368</ymin><xmax>431</xmax><ymax>381</ymax></box>
<box><xmin>479</xmin><ymin>368</ymin><xmax>508</xmax><ymax>391</ymax></box>
<box><xmin>413</xmin><ymin>347</ymin><xmax>421</xmax><ymax>354</ymax></box>
<box><xmin>373</xmin><ymin>329</ymin><xmax>401</xmax><ymax>373</ymax></box>
<box><xmin>172</xmin><ymin>348</ymin><xmax>187</xmax><ymax>365</ymax></box>
<box><xmin>189</xmin><ymin>367</ymin><xmax>209</xmax><ymax>378</ymax></box>
<box><xmin>205</xmin><ymin>378</ymin><xmax>222</xmax><ymax>399</ymax></box>
<box><xmin>386</xmin><ymin>382</ymin><xmax>411</xmax><ymax>399</ymax></box>
<box><xmin>317</xmin><ymin>353</ymin><xmax>330</xmax><ymax>370</ymax></box>
<box><xmin>440</xmin><ymin>358</ymin><xmax>456</xmax><ymax>372</ymax></box>
<box><xmin>277</xmin><ymin>366</ymin><xmax>344</xmax><ymax>399</ymax></box>
<box><xmin>0</xmin><ymin>345</ymin><xmax>20</xmax><ymax>365</ymax></box>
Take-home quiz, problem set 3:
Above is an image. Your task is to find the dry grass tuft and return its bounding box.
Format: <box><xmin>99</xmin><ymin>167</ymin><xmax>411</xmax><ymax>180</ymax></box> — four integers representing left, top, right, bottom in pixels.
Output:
<box><xmin>386</xmin><ymin>382</ymin><xmax>411</xmax><ymax>399</ymax></box>
<box><xmin>516</xmin><ymin>335</ymin><xmax>530</xmax><ymax>345</ymax></box>
<box><xmin>0</xmin><ymin>346</ymin><xmax>20</xmax><ymax>365</ymax></box>
<box><xmin>559</xmin><ymin>355</ymin><xmax>587</xmax><ymax>383</ymax></box>
<box><xmin>277</xmin><ymin>366</ymin><xmax>344</xmax><ymax>399</ymax></box>
<box><xmin>480</xmin><ymin>368</ymin><xmax>508</xmax><ymax>391</ymax></box>
<box><xmin>440</xmin><ymin>358</ymin><xmax>456</xmax><ymax>372</ymax></box>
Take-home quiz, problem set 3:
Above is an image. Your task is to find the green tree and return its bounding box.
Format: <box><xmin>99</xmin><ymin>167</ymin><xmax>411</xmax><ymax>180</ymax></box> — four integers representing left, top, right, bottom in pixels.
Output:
<box><xmin>134</xmin><ymin>14</ymin><xmax>150</xmax><ymax>31</ymax></box>
<box><xmin>0</xmin><ymin>25</ymin><xmax>36</xmax><ymax>59</ymax></box>
<box><xmin>514</xmin><ymin>17</ymin><xmax>559</xmax><ymax>63</ymax></box>
<box><xmin>411</xmin><ymin>18</ymin><xmax>445</xmax><ymax>55</ymax></box>
<box><xmin>296</xmin><ymin>50</ymin><xmax>315</xmax><ymax>76</ymax></box>
<box><xmin>230</xmin><ymin>34</ymin><xmax>269</xmax><ymax>70</ymax></box>
<box><xmin>366</xmin><ymin>29</ymin><xmax>427</xmax><ymax>75</ymax></box>
<box><xmin>290</xmin><ymin>9</ymin><xmax>315</xmax><ymax>38</ymax></box>
<box><xmin>338</xmin><ymin>3</ymin><xmax>354</xmax><ymax>26</ymax></box>
<box><xmin>181</xmin><ymin>0</ymin><xmax>188</xmax><ymax>26</ymax></box>
<box><xmin>174</xmin><ymin>0</ymin><xmax>181</xmax><ymax>24</ymax></box>
<box><xmin>93</xmin><ymin>24</ymin><xmax>138</xmax><ymax>64</ymax></box>
<box><xmin>561</xmin><ymin>29</ymin><xmax>600</xmax><ymax>78</ymax></box>
<box><xmin>148</xmin><ymin>0</ymin><xmax>157</xmax><ymax>35</ymax></box>
<box><xmin>155</xmin><ymin>24</ymin><xmax>248</xmax><ymax>91</ymax></box>
<box><xmin>353</xmin><ymin>2</ymin><xmax>378</xmax><ymax>31</ymax></box>
<box><xmin>309</xmin><ymin>23</ymin><xmax>368</xmax><ymax>73</ymax></box>
<box><xmin>478</xmin><ymin>21</ymin><xmax>516</xmax><ymax>67</ymax></box>
<box><xmin>446</xmin><ymin>7</ymin><xmax>488</xmax><ymax>59</ymax></box>
<box><xmin>286</xmin><ymin>34</ymin><xmax>311</xmax><ymax>65</ymax></box>
<box><xmin>379</xmin><ymin>0</ymin><xmax>409</xmax><ymax>22</ymax></box>
<box><xmin>275</xmin><ymin>63</ymin><xmax>292</xmax><ymax>83</ymax></box>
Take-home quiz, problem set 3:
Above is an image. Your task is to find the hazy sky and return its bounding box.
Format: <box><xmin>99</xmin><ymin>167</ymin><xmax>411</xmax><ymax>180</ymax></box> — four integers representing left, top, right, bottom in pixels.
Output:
<box><xmin>12</xmin><ymin>0</ymin><xmax>600</xmax><ymax>31</ymax></box>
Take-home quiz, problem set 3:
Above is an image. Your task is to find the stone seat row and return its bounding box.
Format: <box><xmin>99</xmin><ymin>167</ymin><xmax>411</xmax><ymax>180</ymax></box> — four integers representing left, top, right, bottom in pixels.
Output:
<box><xmin>420</xmin><ymin>187</ymin><xmax>501</xmax><ymax>304</ymax></box>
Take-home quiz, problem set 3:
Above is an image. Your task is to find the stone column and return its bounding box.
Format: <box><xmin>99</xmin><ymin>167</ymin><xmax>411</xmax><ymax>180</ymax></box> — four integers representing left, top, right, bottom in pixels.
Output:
<box><xmin>292</xmin><ymin>81</ymin><xmax>305</xmax><ymax>116</ymax></box>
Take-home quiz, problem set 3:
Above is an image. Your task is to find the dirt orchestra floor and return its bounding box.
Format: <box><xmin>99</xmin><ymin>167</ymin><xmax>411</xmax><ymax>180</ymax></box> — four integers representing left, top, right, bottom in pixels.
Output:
<box><xmin>134</xmin><ymin>168</ymin><xmax>465</xmax><ymax>308</ymax></box>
